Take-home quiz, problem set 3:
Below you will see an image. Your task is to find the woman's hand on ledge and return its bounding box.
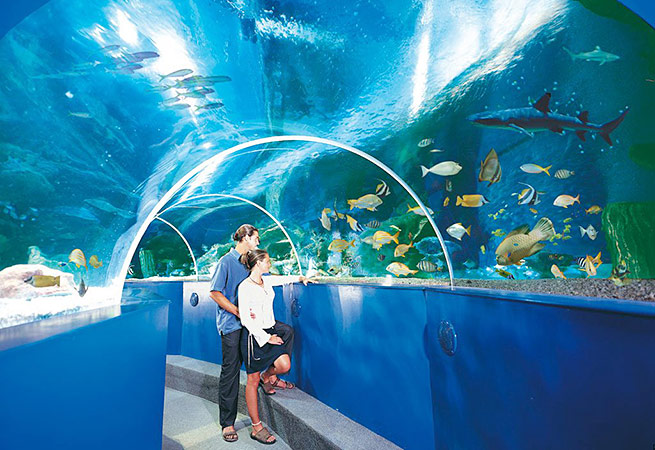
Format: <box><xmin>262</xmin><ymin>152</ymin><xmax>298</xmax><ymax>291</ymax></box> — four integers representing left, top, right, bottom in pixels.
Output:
<box><xmin>299</xmin><ymin>276</ymin><xmax>316</xmax><ymax>286</ymax></box>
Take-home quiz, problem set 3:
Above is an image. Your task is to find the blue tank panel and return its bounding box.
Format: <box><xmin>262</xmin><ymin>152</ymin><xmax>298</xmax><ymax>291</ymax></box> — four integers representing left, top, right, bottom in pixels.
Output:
<box><xmin>0</xmin><ymin>299</ymin><xmax>169</xmax><ymax>450</ymax></box>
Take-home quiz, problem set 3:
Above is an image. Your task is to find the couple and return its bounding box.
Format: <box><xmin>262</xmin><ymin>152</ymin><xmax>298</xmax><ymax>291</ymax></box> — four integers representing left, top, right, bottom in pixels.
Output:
<box><xmin>209</xmin><ymin>224</ymin><xmax>311</xmax><ymax>445</ymax></box>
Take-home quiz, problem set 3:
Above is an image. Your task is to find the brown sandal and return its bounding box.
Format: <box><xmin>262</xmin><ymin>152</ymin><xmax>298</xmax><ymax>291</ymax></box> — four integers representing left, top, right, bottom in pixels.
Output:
<box><xmin>271</xmin><ymin>377</ymin><xmax>295</xmax><ymax>389</ymax></box>
<box><xmin>259</xmin><ymin>379</ymin><xmax>276</xmax><ymax>395</ymax></box>
<box><xmin>250</xmin><ymin>427</ymin><xmax>276</xmax><ymax>445</ymax></box>
<box><xmin>222</xmin><ymin>429</ymin><xmax>238</xmax><ymax>443</ymax></box>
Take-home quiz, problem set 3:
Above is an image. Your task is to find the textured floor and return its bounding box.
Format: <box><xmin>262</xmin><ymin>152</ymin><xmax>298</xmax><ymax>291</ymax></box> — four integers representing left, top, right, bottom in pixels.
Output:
<box><xmin>163</xmin><ymin>387</ymin><xmax>291</xmax><ymax>449</ymax></box>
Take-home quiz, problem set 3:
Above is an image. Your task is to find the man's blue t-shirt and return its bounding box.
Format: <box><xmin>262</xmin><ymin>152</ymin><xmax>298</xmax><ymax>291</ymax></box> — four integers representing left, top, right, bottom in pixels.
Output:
<box><xmin>210</xmin><ymin>248</ymin><xmax>249</xmax><ymax>335</ymax></box>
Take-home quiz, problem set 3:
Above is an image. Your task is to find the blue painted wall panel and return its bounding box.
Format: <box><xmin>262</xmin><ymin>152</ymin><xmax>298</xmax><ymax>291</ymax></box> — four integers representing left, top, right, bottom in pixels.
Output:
<box><xmin>0</xmin><ymin>300</ymin><xmax>169</xmax><ymax>450</ymax></box>
<box><xmin>182</xmin><ymin>281</ymin><xmax>222</xmax><ymax>364</ymax></box>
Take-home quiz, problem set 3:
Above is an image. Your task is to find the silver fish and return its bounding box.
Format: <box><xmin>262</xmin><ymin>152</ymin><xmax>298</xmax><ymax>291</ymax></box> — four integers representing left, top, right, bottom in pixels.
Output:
<box><xmin>159</xmin><ymin>69</ymin><xmax>193</xmax><ymax>81</ymax></box>
<box><xmin>554</xmin><ymin>169</ymin><xmax>575</xmax><ymax>179</ymax></box>
<box><xmin>418</xmin><ymin>138</ymin><xmax>434</xmax><ymax>148</ymax></box>
<box><xmin>417</xmin><ymin>260</ymin><xmax>437</xmax><ymax>272</ymax></box>
<box><xmin>579</xmin><ymin>224</ymin><xmax>597</xmax><ymax>240</ymax></box>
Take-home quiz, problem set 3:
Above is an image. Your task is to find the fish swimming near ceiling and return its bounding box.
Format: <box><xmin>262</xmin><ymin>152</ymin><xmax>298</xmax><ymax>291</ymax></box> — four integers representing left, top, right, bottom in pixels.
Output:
<box><xmin>89</xmin><ymin>255</ymin><xmax>103</xmax><ymax>269</ymax></box>
<box><xmin>520</xmin><ymin>164</ymin><xmax>552</xmax><ymax>176</ymax></box>
<box><xmin>478</xmin><ymin>149</ymin><xmax>502</xmax><ymax>186</ymax></box>
<box><xmin>554</xmin><ymin>169</ymin><xmax>575</xmax><ymax>179</ymax></box>
<box><xmin>394</xmin><ymin>242</ymin><xmax>414</xmax><ymax>257</ymax></box>
<box><xmin>69</xmin><ymin>249</ymin><xmax>87</xmax><ymax>269</ymax></box>
<box><xmin>446</xmin><ymin>223</ymin><xmax>471</xmax><ymax>241</ymax></box>
<box><xmin>159</xmin><ymin>69</ymin><xmax>193</xmax><ymax>81</ymax></box>
<box><xmin>553</xmin><ymin>194</ymin><xmax>580</xmax><ymax>208</ymax></box>
<box><xmin>386</xmin><ymin>262</ymin><xmax>418</xmax><ymax>277</ymax></box>
<box><xmin>174</xmin><ymin>75</ymin><xmax>232</xmax><ymax>88</ymax></box>
<box><xmin>580</xmin><ymin>224</ymin><xmax>598</xmax><ymax>240</ymax></box>
<box><xmin>417</xmin><ymin>260</ymin><xmax>438</xmax><ymax>272</ymax></box>
<box><xmin>456</xmin><ymin>195</ymin><xmax>489</xmax><ymax>208</ymax></box>
<box><xmin>348</xmin><ymin>194</ymin><xmax>383</xmax><ymax>211</ymax></box>
<box><xmin>563</xmin><ymin>46</ymin><xmax>620</xmax><ymax>65</ymax></box>
<box><xmin>495</xmin><ymin>217</ymin><xmax>556</xmax><ymax>266</ymax></box>
<box><xmin>418</xmin><ymin>138</ymin><xmax>434</xmax><ymax>148</ymax></box>
<box><xmin>421</xmin><ymin>161</ymin><xmax>462</xmax><ymax>177</ymax></box>
<box><xmin>25</xmin><ymin>275</ymin><xmax>61</xmax><ymax>287</ymax></box>
<box><xmin>551</xmin><ymin>264</ymin><xmax>566</xmax><ymax>279</ymax></box>
<box><xmin>372</xmin><ymin>230</ymin><xmax>400</xmax><ymax>250</ymax></box>
<box><xmin>468</xmin><ymin>92</ymin><xmax>628</xmax><ymax>145</ymax></box>
<box><xmin>375</xmin><ymin>179</ymin><xmax>391</xmax><ymax>197</ymax></box>
<box><xmin>328</xmin><ymin>239</ymin><xmax>355</xmax><ymax>252</ymax></box>
<box><xmin>196</xmin><ymin>102</ymin><xmax>224</xmax><ymax>111</ymax></box>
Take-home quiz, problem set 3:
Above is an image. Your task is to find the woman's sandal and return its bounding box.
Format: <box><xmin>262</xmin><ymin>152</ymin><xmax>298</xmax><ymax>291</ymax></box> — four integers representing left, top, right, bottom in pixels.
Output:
<box><xmin>271</xmin><ymin>377</ymin><xmax>295</xmax><ymax>390</ymax></box>
<box><xmin>251</xmin><ymin>427</ymin><xmax>276</xmax><ymax>445</ymax></box>
<box><xmin>259</xmin><ymin>379</ymin><xmax>276</xmax><ymax>395</ymax></box>
<box><xmin>222</xmin><ymin>429</ymin><xmax>238</xmax><ymax>443</ymax></box>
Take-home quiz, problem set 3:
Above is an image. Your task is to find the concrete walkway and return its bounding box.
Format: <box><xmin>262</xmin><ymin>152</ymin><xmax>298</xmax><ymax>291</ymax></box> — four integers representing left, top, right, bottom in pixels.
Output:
<box><xmin>163</xmin><ymin>387</ymin><xmax>291</xmax><ymax>449</ymax></box>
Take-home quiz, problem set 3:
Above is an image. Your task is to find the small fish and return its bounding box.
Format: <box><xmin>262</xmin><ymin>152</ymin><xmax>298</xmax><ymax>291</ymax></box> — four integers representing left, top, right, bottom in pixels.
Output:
<box><xmin>127</xmin><ymin>265</ymin><xmax>134</xmax><ymax>276</ymax></box>
<box><xmin>159</xmin><ymin>69</ymin><xmax>194</xmax><ymax>81</ymax></box>
<box><xmin>478</xmin><ymin>149</ymin><xmax>502</xmax><ymax>186</ymax></box>
<box><xmin>408</xmin><ymin>232</ymin><xmax>413</xmax><ymax>240</ymax></box>
<box><xmin>554</xmin><ymin>169</ymin><xmax>575</xmax><ymax>179</ymax></box>
<box><xmin>332</xmin><ymin>201</ymin><xmax>346</xmax><ymax>220</ymax></box>
<box><xmin>69</xmin><ymin>249</ymin><xmax>87</xmax><ymax>269</ymax></box>
<box><xmin>580</xmin><ymin>225</ymin><xmax>598</xmax><ymax>240</ymax></box>
<box><xmin>179</xmin><ymin>88</ymin><xmax>215</xmax><ymax>99</ymax></box>
<box><xmin>372</xmin><ymin>230</ymin><xmax>400</xmax><ymax>250</ymax></box>
<box><xmin>520</xmin><ymin>164</ymin><xmax>552</xmax><ymax>176</ymax></box>
<box><xmin>25</xmin><ymin>275</ymin><xmax>60</xmax><ymax>287</ymax></box>
<box><xmin>386</xmin><ymin>262</ymin><xmax>418</xmax><ymax>277</ymax></box>
<box><xmin>196</xmin><ymin>102</ymin><xmax>224</xmax><ymax>111</ymax></box>
<box><xmin>445</xmin><ymin>179</ymin><xmax>453</xmax><ymax>192</ymax></box>
<box><xmin>443</xmin><ymin>197</ymin><xmax>450</xmax><ymax>207</ymax></box>
<box><xmin>529</xmin><ymin>208</ymin><xmax>538</xmax><ymax>214</ymax></box>
<box><xmin>551</xmin><ymin>264</ymin><xmax>566</xmax><ymax>279</ymax></box>
<box><xmin>429</xmin><ymin>148</ymin><xmax>445</xmax><ymax>153</ymax></box>
<box><xmin>165</xmin><ymin>103</ymin><xmax>191</xmax><ymax>110</ymax></box>
<box><xmin>517</xmin><ymin>182</ymin><xmax>541</xmax><ymax>206</ymax></box>
<box><xmin>365</xmin><ymin>220</ymin><xmax>380</xmax><ymax>229</ymax></box>
<box><xmin>100</xmin><ymin>44</ymin><xmax>121</xmax><ymax>52</ymax></box>
<box><xmin>562</xmin><ymin>235</ymin><xmax>572</xmax><ymax>240</ymax></box>
<box><xmin>563</xmin><ymin>218</ymin><xmax>573</xmax><ymax>223</ymax></box>
<box><xmin>418</xmin><ymin>138</ymin><xmax>434</xmax><ymax>147</ymax></box>
<box><xmin>377</xmin><ymin>254</ymin><xmax>386</xmax><ymax>261</ymax></box>
<box><xmin>463</xmin><ymin>259</ymin><xmax>476</xmax><ymax>269</ymax></box>
<box><xmin>456</xmin><ymin>195</ymin><xmax>489</xmax><ymax>208</ymax></box>
<box><xmin>328</xmin><ymin>239</ymin><xmax>355</xmax><ymax>252</ymax></box>
<box><xmin>375</xmin><ymin>179</ymin><xmax>391</xmax><ymax>197</ymax></box>
<box><xmin>421</xmin><ymin>161</ymin><xmax>462</xmax><ymax>177</ymax></box>
<box><xmin>446</xmin><ymin>223</ymin><xmax>471</xmax><ymax>241</ymax></box>
<box><xmin>58</xmin><ymin>261</ymin><xmax>69</xmax><ymax>267</ymax></box>
<box><xmin>89</xmin><ymin>255</ymin><xmax>103</xmax><ymax>269</ymax></box>
<box><xmin>129</xmin><ymin>51</ymin><xmax>160</xmax><ymax>60</ymax></box>
<box><xmin>609</xmin><ymin>260</ymin><xmax>630</xmax><ymax>285</ymax></box>
<box><xmin>348</xmin><ymin>194</ymin><xmax>383</xmax><ymax>211</ymax></box>
<box><xmin>480</xmin><ymin>245</ymin><xmax>486</xmax><ymax>254</ymax></box>
<box><xmin>577</xmin><ymin>256</ymin><xmax>597</xmax><ymax>277</ymax></box>
<box><xmin>495</xmin><ymin>217</ymin><xmax>556</xmax><ymax>266</ymax></box>
<box><xmin>78</xmin><ymin>278</ymin><xmax>88</xmax><ymax>297</ymax></box>
<box><xmin>345</xmin><ymin>215</ymin><xmax>364</xmax><ymax>232</ymax></box>
<box><xmin>174</xmin><ymin>75</ymin><xmax>232</xmax><ymax>88</ymax></box>
<box><xmin>394</xmin><ymin>242</ymin><xmax>414</xmax><ymax>257</ymax></box>
<box><xmin>495</xmin><ymin>268</ymin><xmax>515</xmax><ymax>279</ymax></box>
<box><xmin>417</xmin><ymin>260</ymin><xmax>437</xmax><ymax>272</ymax></box>
<box><xmin>491</xmin><ymin>229</ymin><xmax>506</xmax><ymax>237</ymax></box>
<box><xmin>585</xmin><ymin>205</ymin><xmax>602</xmax><ymax>215</ymax></box>
<box><xmin>554</xmin><ymin>194</ymin><xmax>580</xmax><ymax>208</ymax></box>
<box><xmin>319</xmin><ymin>210</ymin><xmax>331</xmax><ymax>231</ymax></box>
<box><xmin>68</xmin><ymin>112</ymin><xmax>92</xmax><ymax>119</ymax></box>
<box><xmin>407</xmin><ymin>204</ymin><xmax>434</xmax><ymax>216</ymax></box>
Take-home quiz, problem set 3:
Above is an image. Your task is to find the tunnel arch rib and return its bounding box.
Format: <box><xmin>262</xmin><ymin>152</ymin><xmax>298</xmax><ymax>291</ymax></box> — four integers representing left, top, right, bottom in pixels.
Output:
<box><xmin>119</xmin><ymin>136</ymin><xmax>454</xmax><ymax>291</ymax></box>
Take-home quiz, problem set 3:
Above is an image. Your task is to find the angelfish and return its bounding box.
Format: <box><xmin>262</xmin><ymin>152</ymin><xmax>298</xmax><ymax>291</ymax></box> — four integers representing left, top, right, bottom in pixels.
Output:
<box><xmin>478</xmin><ymin>149</ymin><xmax>501</xmax><ymax>186</ymax></box>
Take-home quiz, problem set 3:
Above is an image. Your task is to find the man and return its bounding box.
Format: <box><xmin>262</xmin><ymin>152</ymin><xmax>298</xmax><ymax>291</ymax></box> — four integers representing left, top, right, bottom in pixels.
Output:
<box><xmin>209</xmin><ymin>224</ymin><xmax>260</xmax><ymax>443</ymax></box>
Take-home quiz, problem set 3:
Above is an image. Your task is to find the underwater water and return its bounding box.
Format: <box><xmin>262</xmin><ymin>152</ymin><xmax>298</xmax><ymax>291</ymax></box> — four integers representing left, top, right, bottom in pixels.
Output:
<box><xmin>0</xmin><ymin>0</ymin><xmax>654</xmax><ymax>307</ymax></box>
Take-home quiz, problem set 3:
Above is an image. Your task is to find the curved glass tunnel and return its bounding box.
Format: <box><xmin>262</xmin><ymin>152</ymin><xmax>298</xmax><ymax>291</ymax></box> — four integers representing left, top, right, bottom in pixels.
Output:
<box><xmin>1</xmin><ymin>0</ymin><xmax>654</xmax><ymax>319</ymax></box>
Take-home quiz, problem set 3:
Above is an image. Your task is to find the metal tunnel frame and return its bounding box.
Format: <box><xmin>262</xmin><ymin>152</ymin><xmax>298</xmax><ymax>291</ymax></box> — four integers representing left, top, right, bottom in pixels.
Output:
<box><xmin>119</xmin><ymin>136</ymin><xmax>454</xmax><ymax>291</ymax></box>
<box><xmin>155</xmin><ymin>193</ymin><xmax>304</xmax><ymax>279</ymax></box>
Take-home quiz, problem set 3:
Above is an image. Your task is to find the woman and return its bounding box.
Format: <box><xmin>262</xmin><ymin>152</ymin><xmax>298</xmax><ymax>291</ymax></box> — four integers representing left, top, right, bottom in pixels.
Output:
<box><xmin>238</xmin><ymin>249</ymin><xmax>311</xmax><ymax>445</ymax></box>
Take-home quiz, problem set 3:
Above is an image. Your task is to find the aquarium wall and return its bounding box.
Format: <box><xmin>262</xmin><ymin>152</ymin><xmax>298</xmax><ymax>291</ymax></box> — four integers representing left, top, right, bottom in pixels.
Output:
<box><xmin>1</xmin><ymin>0</ymin><xmax>654</xmax><ymax>311</ymax></box>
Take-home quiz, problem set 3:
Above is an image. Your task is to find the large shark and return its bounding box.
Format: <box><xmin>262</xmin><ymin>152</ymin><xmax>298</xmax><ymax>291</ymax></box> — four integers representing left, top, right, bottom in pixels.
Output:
<box><xmin>468</xmin><ymin>93</ymin><xmax>628</xmax><ymax>146</ymax></box>
<box><xmin>563</xmin><ymin>46</ymin><xmax>620</xmax><ymax>65</ymax></box>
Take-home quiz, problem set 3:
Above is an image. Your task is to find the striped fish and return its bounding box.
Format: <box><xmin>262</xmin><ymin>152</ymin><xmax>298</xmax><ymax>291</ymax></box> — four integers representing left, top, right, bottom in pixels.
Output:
<box><xmin>517</xmin><ymin>182</ymin><xmax>541</xmax><ymax>206</ymax></box>
<box><xmin>365</xmin><ymin>220</ymin><xmax>380</xmax><ymax>229</ymax></box>
<box><xmin>417</xmin><ymin>260</ymin><xmax>437</xmax><ymax>272</ymax></box>
<box><xmin>418</xmin><ymin>138</ymin><xmax>434</xmax><ymax>148</ymax></box>
<box><xmin>554</xmin><ymin>169</ymin><xmax>575</xmax><ymax>179</ymax></box>
<box><xmin>375</xmin><ymin>180</ymin><xmax>391</xmax><ymax>197</ymax></box>
<box><xmin>69</xmin><ymin>249</ymin><xmax>87</xmax><ymax>269</ymax></box>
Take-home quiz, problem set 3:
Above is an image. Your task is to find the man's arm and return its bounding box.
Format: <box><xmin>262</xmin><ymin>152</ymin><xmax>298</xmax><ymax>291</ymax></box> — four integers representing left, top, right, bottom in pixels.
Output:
<box><xmin>209</xmin><ymin>290</ymin><xmax>240</xmax><ymax>318</ymax></box>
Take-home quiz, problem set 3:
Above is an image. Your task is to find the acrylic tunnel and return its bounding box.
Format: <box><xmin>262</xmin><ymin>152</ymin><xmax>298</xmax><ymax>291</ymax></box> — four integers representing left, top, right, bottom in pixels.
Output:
<box><xmin>1</xmin><ymin>0</ymin><xmax>655</xmax><ymax>449</ymax></box>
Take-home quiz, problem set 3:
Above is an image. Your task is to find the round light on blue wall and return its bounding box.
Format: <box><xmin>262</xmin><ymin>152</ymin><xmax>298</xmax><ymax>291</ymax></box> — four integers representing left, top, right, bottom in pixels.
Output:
<box><xmin>190</xmin><ymin>292</ymin><xmax>199</xmax><ymax>307</ymax></box>
<box><xmin>438</xmin><ymin>320</ymin><xmax>457</xmax><ymax>356</ymax></box>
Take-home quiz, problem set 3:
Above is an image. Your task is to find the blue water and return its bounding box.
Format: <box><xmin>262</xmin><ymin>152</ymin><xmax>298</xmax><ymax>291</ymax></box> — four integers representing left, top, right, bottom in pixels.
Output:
<box><xmin>0</xmin><ymin>0</ymin><xmax>653</xmax><ymax>288</ymax></box>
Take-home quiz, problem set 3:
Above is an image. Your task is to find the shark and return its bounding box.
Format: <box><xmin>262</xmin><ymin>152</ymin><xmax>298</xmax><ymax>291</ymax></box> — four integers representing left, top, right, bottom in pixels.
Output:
<box><xmin>563</xmin><ymin>46</ymin><xmax>620</xmax><ymax>65</ymax></box>
<box><xmin>468</xmin><ymin>93</ymin><xmax>628</xmax><ymax>146</ymax></box>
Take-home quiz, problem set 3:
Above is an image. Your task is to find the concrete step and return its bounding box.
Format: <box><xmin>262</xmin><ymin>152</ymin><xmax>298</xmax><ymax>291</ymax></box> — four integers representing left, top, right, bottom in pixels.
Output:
<box><xmin>165</xmin><ymin>355</ymin><xmax>401</xmax><ymax>450</ymax></box>
<box><xmin>163</xmin><ymin>387</ymin><xmax>291</xmax><ymax>449</ymax></box>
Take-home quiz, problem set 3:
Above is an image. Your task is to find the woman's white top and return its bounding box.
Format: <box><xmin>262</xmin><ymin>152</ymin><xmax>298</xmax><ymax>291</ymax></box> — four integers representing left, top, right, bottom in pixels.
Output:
<box><xmin>238</xmin><ymin>275</ymin><xmax>300</xmax><ymax>347</ymax></box>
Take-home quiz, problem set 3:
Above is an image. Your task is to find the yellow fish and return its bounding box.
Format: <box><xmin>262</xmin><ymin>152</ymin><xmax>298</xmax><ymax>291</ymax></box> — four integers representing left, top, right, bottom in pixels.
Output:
<box><xmin>480</xmin><ymin>245</ymin><xmax>486</xmax><ymax>254</ymax></box>
<box><xmin>529</xmin><ymin>208</ymin><xmax>538</xmax><ymax>214</ymax></box>
<box><xmin>394</xmin><ymin>242</ymin><xmax>414</xmax><ymax>257</ymax></box>
<box><xmin>495</xmin><ymin>218</ymin><xmax>556</xmax><ymax>266</ymax></box>
<box><xmin>563</xmin><ymin>218</ymin><xmax>573</xmax><ymax>223</ymax></box>
<box><xmin>407</xmin><ymin>204</ymin><xmax>434</xmax><ymax>216</ymax></box>
<box><xmin>69</xmin><ymin>249</ymin><xmax>87</xmax><ymax>269</ymax></box>
<box><xmin>456</xmin><ymin>195</ymin><xmax>490</xmax><ymax>208</ymax></box>
<box><xmin>562</xmin><ymin>236</ymin><xmax>572</xmax><ymax>240</ymax></box>
<box><xmin>328</xmin><ymin>239</ymin><xmax>355</xmax><ymax>252</ymax></box>
<box><xmin>386</xmin><ymin>262</ymin><xmax>418</xmax><ymax>277</ymax></box>
<box><xmin>585</xmin><ymin>205</ymin><xmax>602</xmax><ymax>215</ymax></box>
<box><xmin>319</xmin><ymin>210</ymin><xmax>331</xmax><ymax>231</ymax></box>
<box><xmin>347</xmin><ymin>194</ymin><xmax>383</xmax><ymax>211</ymax></box>
<box><xmin>443</xmin><ymin>197</ymin><xmax>450</xmax><ymax>207</ymax></box>
<box><xmin>25</xmin><ymin>275</ymin><xmax>61</xmax><ymax>287</ymax></box>
<box><xmin>551</xmin><ymin>264</ymin><xmax>566</xmax><ymax>279</ymax></box>
<box><xmin>553</xmin><ymin>194</ymin><xmax>580</xmax><ymax>208</ymax></box>
<box><xmin>520</xmin><ymin>163</ymin><xmax>552</xmax><ymax>176</ymax></box>
<box><xmin>372</xmin><ymin>230</ymin><xmax>400</xmax><ymax>250</ymax></box>
<box><xmin>89</xmin><ymin>255</ymin><xmax>103</xmax><ymax>269</ymax></box>
<box><xmin>345</xmin><ymin>215</ymin><xmax>364</xmax><ymax>232</ymax></box>
<box><xmin>491</xmin><ymin>229</ymin><xmax>506</xmax><ymax>237</ymax></box>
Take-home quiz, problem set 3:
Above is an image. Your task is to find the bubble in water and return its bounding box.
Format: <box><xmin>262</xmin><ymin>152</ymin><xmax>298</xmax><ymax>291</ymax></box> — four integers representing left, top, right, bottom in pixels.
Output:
<box><xmin>311</xmin><ymin>152</ymin><xmax>320</xmax><ymax>159</ymax></box>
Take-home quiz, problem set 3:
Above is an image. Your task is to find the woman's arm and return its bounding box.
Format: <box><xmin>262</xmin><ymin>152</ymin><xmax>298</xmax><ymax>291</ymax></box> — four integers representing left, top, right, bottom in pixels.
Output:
<box><xmin>238</xmin><ymin>283</ymin><xmax>271</xmax><ymax>347</ymax></box>
<box><xmin>263</xmin><ymin>275</ymin><xmax>302</xmax><ymax>287</ymax></box>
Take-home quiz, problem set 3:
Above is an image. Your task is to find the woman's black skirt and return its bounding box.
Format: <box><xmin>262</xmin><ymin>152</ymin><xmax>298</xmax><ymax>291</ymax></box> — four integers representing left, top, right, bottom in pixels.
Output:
<box><xmin>240</xmin><ymin>320</ymin><xmax>294</xmax><ymax>374</ymax></box>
